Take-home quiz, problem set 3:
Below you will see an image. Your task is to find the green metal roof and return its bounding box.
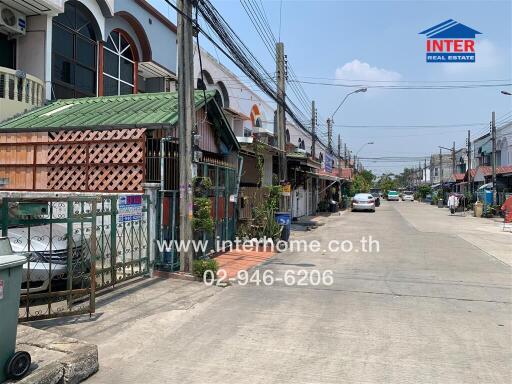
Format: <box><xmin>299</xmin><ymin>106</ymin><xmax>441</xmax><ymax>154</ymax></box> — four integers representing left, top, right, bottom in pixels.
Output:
<box><xmin>0</xmin><ymin>90</ymin><xmax>218</xmax><ymax>132</ymax></box>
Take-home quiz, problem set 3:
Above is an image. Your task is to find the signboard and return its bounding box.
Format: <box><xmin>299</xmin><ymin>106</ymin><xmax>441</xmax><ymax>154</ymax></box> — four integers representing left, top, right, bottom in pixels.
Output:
<box><xmin>118</xmin><ymin>195</ymin><xmax>143</xmax><ymax>223</ymax></box>
<box><xmin>324</xmin><ymin>153</ymin><xmax>333</xmax><ymax>173</ymax></box>
<box><xmin>281</xmin><ymin>183</ymin><xmax>291</xmax><ymax>197</ymax></box>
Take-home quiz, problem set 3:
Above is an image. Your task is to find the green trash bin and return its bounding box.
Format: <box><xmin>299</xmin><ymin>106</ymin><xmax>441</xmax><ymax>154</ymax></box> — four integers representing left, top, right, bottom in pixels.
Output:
<box><xmin>0</xmin><ymin>238</ymin><xmax>31</xmax><ymax>382</ymax></box>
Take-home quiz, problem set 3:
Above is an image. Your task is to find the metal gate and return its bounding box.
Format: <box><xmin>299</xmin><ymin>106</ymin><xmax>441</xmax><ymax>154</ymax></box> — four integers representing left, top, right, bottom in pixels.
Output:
<box><xmin>155</xmin><ymin>162</ymin><xmax>238</xmax><ymax>271</ymax></box>
<box><xmin>0</xmin><ymin>195</ymin><xmax>149</xmax><ymax>322</ymax></box>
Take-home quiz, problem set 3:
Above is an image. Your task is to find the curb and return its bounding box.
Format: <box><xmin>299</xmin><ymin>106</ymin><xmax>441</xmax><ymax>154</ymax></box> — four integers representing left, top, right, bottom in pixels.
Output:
<box><xmin>7</xmin><ymin>325</ymin><xmax>98</xmax><ymax>384</ymax></box>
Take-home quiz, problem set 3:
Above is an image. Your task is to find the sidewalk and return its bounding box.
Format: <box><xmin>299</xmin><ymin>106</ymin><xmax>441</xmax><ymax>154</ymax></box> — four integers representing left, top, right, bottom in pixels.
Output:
<box><xmin>214</xmin><ymin>247</ymin><xmax>276</xmax><ymax>278</ymax></box>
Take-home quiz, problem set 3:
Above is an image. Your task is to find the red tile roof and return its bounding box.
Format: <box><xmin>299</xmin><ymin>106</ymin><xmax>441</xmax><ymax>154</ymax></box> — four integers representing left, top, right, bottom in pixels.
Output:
<box><xmin>452</xmin><ymin>173</ymin><xmax>465</xmax><ymax>181</ymax></box>
<box><xmin>341</xmin><ymin>168</ymin><xmax>353</xmax><ymax>180</ymax></box>
<box><xmin>469</xmin><ymin>165</ymin><xmax>512</xmax><ymax>178</ymax></box>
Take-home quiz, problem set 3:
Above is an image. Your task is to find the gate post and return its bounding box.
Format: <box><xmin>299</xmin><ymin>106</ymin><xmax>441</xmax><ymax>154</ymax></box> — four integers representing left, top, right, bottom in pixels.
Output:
<box><xmin>142</xmin><ymin>183</ymin><xmax>160</xmax><ymax>277</ymax></box>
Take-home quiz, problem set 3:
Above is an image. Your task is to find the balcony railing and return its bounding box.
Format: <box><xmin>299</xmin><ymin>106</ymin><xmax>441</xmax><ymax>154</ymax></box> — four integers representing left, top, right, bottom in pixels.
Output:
<box><xmin>0</xmin><ymin>67</ymin><xmax>45</xmax><ymax>119</ymax></box>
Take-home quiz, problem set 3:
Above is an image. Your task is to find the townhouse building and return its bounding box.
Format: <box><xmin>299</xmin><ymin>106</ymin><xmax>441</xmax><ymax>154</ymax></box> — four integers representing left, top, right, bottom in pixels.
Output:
<box><xmin>0</xmin><ymin>0</ymin><xmax>177</xmax><ymax>122</ymax></box>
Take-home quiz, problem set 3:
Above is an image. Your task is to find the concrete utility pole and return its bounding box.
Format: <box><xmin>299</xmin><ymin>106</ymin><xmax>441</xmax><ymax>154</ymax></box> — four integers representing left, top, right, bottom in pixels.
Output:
<box><xmin>467</xmin><ymin>130</ymin><xmax>472</xmax><ymax>193</ymax></box>
<box><xmin>491</xmin><ymin>111</ymin><xmax>497</xmax><ymax>205</ymax></box>
<box><xmin>452</xmin><ymin>141</ymin><xmax>456</xmax><ymax>175</ymax></box>
<box><xmin>177</xmin><ymin>0</ymin><xmax>195</xmax><ymax>272</ymax></box>
<box><xmin>311</xmin><ymin>100</ymin><xmax>316</xmax><ymax>159</ymax></box>
<box><xmin>424</xmin><ymin>158</ymin><xmax>427</xmax><ymax>183</ymax></box>
<box><xmin>276</xmin><ymin>42</ymin><xmax>287</xmax><ymax>184</ymax></box>
<box><xmin>344</xmin><ymin>144</ymin><xmax>347</xmax><ymax>167</ymax></box>
<box><xmin>327</xmin><ymin>118</ymin><xmax>333</xmax><ymax>152</ymax></box>
<box><xmin>337</xmin><ymin>134</ymin><xmax>341</xmax><ymax>175</ymax></box>
<box><xmin>439</xmin><ymin>148</ymin><xmax>443</xmax><ymax>184</ymax></box>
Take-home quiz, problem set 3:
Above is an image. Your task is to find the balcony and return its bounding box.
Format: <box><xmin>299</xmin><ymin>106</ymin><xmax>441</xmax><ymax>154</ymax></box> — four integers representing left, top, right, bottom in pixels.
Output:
<box><xmin>0</xmin><ymin>67</ymin><xmax>44</xmax><ymax>123</ymax></box>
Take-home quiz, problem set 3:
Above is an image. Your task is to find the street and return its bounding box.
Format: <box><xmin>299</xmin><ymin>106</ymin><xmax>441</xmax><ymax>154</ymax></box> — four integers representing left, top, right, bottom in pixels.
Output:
<box><xmin>35</xmin><ymin>201</ymin><xmax>511</xmax><ymax>384</ymax></box>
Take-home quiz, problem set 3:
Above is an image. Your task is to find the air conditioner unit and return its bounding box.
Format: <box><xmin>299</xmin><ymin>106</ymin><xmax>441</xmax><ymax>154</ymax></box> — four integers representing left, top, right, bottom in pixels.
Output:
<box><xmin>0</xmin><ymin>5</ymin><xmax>26</xmax><ymax>35</ymax></box>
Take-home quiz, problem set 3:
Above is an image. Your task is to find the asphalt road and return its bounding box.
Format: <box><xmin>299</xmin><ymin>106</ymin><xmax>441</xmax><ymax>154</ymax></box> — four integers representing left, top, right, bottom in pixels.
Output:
<box><xmin>75</xmin><ymin>201</ymin><xmax>511</xmax><ymax>383</ymax></box>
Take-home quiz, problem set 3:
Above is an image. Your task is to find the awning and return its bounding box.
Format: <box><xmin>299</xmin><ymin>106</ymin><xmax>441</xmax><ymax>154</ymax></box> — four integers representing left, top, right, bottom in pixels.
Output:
<box><xmin>317</xmin><ymin>173</ymin><xmax>340</xmax><ymax>182</ymax></box>
<box><xmin>138</xmin><ymin>61</ymin><xmax>176</xmax><ymax>79</ymax></box>
<box><xmin>224</xmin><ymin>107</ymin><xmax>250</xmax><ymax>121</ymax></box>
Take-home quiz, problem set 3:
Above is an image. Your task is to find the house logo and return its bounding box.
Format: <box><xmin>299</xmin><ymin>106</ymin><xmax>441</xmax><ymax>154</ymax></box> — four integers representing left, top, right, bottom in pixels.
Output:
<box><xmin>419</xmin><ymin>19</ymin><xmax>481</xmax><ymax>63</ymax></box>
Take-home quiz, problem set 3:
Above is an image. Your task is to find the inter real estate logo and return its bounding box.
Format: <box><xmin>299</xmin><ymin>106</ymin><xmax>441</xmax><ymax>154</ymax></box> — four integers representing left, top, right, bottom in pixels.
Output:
<box><xmin>419</xmin><ymin>19</ymin><xmax>481</xmax><ymax>63</ymax></box>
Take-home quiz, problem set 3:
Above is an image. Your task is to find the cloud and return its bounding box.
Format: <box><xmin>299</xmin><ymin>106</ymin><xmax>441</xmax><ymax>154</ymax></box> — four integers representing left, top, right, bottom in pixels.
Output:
<box><xmin>442</xmin><ymin>39</ymin><xmax>502</xmax><ymax>74</ymax></box>
<box><xmin>335</xmin><ymin>59</ymin><xmax>402</xmax><ymax>83</ymax></box>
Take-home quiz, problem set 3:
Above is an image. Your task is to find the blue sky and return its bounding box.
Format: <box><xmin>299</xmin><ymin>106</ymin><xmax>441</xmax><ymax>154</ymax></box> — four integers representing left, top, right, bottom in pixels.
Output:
<box><xmin>150</xmin><ymin>0</ymin><xmax>512</xmax><ymax>174</ymax></box>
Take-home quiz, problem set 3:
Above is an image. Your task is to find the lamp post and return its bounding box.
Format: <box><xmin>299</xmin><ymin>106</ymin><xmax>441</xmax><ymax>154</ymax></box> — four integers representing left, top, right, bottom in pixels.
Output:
<box><xmin>356</xmin><ymin>141</ymin><xmax>374</xmax><ymax>157</ymax></box>
<box><xmin>330</xmin><ymin>88</ymin><xmax>367</xmax><ymax>123</ymax></box>
<box><xmin>354</xmin><ymin>142</ymin><xmax>374</xmax><ymax>172</ymax></box>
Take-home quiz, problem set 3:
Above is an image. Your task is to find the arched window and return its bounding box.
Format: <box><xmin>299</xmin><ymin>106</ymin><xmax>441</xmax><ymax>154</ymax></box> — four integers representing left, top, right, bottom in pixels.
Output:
<box><xmin>216</xmin><ymin>81</ymin><xmax>229</xmax><ymax>108</ymax></box>
<box><xmin>52</xmin><ymin>1</ymin><xmax>99</xmax><ymax>99</ymax></box>
<box><xmin>103</xmin><ymin>30</ymin><xmax>136</xmax><ymax>95</ymax></box>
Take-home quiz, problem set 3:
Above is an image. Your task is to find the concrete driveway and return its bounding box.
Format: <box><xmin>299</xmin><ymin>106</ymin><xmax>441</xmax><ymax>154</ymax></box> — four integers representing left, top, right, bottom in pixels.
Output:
<box><xmin>33</xmin><ymin>201</ymin><xmax>511</xmax><ymax>383</ymax></box>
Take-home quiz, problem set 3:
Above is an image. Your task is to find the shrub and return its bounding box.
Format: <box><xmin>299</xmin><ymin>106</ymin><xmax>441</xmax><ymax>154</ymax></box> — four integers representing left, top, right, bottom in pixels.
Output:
<box><xmin>192</xmin><ymin>258</ymin><xmax>219</xmax><ymax>281</ymax></box>
<box><xmin>192</xmin><ymin>197</ymin><xmax>214</xmax><ymax>234</ymax></box>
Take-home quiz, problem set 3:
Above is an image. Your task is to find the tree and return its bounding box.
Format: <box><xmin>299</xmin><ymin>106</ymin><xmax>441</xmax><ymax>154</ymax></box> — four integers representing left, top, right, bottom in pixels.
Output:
<box><xmin>358</xmin><ymin>169</ymin><xmax>376</xmax><ymax>186</ymax></box>
<box><xmin>350</xmin><ymin>174</ymin><xmax>371</xmax><ymax>195</ymax></box>
<box><xmin>377</xmin><ymin>174</ymin><xmax>397</xmax><ymax>195</ymax></box>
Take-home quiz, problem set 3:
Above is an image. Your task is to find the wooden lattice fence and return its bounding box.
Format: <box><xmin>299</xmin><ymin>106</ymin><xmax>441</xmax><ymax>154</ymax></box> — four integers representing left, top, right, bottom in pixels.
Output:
<box><xmin>0</xmin><ymin>128</ymin><xmax>145</xmax><ymax>192</ymax></box>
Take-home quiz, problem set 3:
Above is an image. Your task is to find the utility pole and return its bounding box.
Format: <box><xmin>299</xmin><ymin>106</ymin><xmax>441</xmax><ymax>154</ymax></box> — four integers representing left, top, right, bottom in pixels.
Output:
<box><xmin>276</xmin><ymin>42</ymin><xmax>289</xmax><ymax>211</ymax></box>
<box><xmin>452</xmin><ymin>141</ymin><xmax>456</xmax><ymax>175</ymax></box>
<box><xmin>439</xmin><ymin>148</ymin><xmax>443</xmax><ymax>184</ymax></box>
<box><xmin>311</xmin><ymin>100</ymin><xmax>316</xmax><ymax>159</ymax></box>
<box><xmin>327</xmin><ymin>118</ymin><xmax>333</xmax><ymax>152</ymax></box>
<box><xmin>276</xmin><ymin>42</ymin><xmax>287</xmax><ymax>184</ymax></box>
<box><xmin>177</xmin><ymin>0</ymin><xmax>195</xmax><ymax>272</ymax></box>
<box><xmin>344</xmin><ymin>144</ymin><xmax>348</xmax><ymax>168</ymax></box>
<box><xmin>418</xmin><ymin>161</ymin><xmax>422</xmax><ymax>186</ymax></box>
<box><xmin>424</xmin><ymin>158</ymin><xmax>427</xmax><ymax>183</ymax></box>
<box><xmin>466</xmin><ymin>130</ymin><xmax>472</xmax><ymax>194</ymax></box>
<box><xmin>337</xmin><ymin>134</ymin><xmax>341</xmax><ymax>176</ymax></box>
<box><xmin>491</xmin><ymin>111</ymin><xmax>497</xmax><ymax>205</ymax></box>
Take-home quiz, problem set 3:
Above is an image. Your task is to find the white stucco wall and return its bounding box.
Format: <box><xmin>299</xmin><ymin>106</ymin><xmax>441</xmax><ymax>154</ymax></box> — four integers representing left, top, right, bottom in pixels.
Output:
<box><xmin>193</xmin><ymin>48</ymin><xmax>275</xmax><ymax>136</ymax></box>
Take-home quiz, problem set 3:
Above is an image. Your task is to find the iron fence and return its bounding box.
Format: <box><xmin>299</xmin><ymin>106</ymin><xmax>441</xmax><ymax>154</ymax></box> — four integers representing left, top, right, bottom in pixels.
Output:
<box><xmin>0</xmin><ymin>194</ymin><xmax>149</xmax><ymax>322</ymax></box>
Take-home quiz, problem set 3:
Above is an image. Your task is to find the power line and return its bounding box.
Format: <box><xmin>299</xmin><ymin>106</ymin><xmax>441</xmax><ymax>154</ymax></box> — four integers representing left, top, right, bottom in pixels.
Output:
<box><xmin>289</xmin><ymin>80</ymin><xmax>512</xmax><ymax>90</ymax></box>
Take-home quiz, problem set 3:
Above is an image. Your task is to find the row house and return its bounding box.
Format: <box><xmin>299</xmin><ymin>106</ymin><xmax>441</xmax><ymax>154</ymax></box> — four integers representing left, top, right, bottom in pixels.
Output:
<box><xmin>0</xmin><ymin>0</ymin><xmax>178</xmax><ymax>123</ymax></box>
<box><xmin>194</xmin><ymin>48</ymin><xmax>351</xmax><ymax>221</ymax></box>
<box><xmin>0</xmin><ymin>0</ymin><xmax>244</xmax><ymax>272</ymax></box>
<box><xmin>431</xmin><ymin>122</ymin><xmax>512</xmax><ymax>201</ymax></box>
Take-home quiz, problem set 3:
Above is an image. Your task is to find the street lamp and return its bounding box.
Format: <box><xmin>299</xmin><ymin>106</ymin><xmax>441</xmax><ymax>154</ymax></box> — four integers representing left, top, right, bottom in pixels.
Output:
<box><xmin>356</xmin><ymin>141</ymin><xmax>374</xmax><ymax>156</ymax></box>
<box><xmin>501</xmin><ymin>90</ymin><xmax>512</xmax><ymax>96</ymax></box>
<box><xmin>353</xmin><ymin>142</ymin><xmax>374</xmax><ymax>172</ymax></box>
<box><xmin>330</xmin><ymin>88</ymin><xmax>367</xmax><ymax>122</ymax></box>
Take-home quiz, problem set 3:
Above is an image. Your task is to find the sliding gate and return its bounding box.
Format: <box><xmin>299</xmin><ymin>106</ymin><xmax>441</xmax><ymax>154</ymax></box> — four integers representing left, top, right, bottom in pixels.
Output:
<box><xmin>0</xmin><ymin>195</ymin><xmax>149</xmax><ymax>321</ymax></box>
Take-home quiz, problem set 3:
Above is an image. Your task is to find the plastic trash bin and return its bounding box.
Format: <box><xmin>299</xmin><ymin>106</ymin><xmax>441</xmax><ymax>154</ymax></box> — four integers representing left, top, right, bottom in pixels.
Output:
<box><xmin>474</xmin><ymin>201</ymin><xmax>483</xmax><ymax>217</ymax></box>
<box><xmin>0</xmin><ymin>238</ymin><xmax>31</xmax><ymax>382</ymax></box>
<box><xmin>275</xmin><ymin>212</ymin><xmax>291</xmax><ymax>242</ymax></box>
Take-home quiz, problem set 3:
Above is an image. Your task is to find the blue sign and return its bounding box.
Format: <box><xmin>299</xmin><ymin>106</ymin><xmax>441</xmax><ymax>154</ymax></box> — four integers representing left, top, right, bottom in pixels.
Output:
<box><xmin>324</xmin><ymin>153</ymin><xmax>333</xmax><ymax>173</ymax></box>
<box><xmin>419</xmin><ymin>20</ymin><xmax>481</xmax><ymax>63</ymax></box>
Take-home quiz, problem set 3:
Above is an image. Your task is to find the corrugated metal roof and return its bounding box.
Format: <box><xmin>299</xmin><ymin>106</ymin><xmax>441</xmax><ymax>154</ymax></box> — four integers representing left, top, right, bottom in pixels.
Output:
<box><xmin>0</xmin><ymin>91</ymin><xmax>217</xmax><ymax>132</ymax></box>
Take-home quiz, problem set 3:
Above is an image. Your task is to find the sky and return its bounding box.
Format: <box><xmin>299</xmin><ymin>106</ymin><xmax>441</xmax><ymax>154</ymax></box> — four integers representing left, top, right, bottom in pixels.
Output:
<box><xmin>150</xmin><ymin>0</ymin><xmax>512</xmax><ymax>175</ymax></box>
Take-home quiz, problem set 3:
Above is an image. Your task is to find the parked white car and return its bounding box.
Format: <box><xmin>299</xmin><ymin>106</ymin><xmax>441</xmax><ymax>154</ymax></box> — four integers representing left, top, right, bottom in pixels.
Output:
<box><xmin>351</xmin><ymin>193</ymin><xmax>376</xmax><ymax>212</ymax></box>
<box><xmin>7</xmin><ymin>224</ymin><xmax>87</xmax><ymax>293</ymax></box>
<box><xmin>402</xmin><ymin>191</ymin><xmax>414</xmax><ymax>201</ymax></box>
